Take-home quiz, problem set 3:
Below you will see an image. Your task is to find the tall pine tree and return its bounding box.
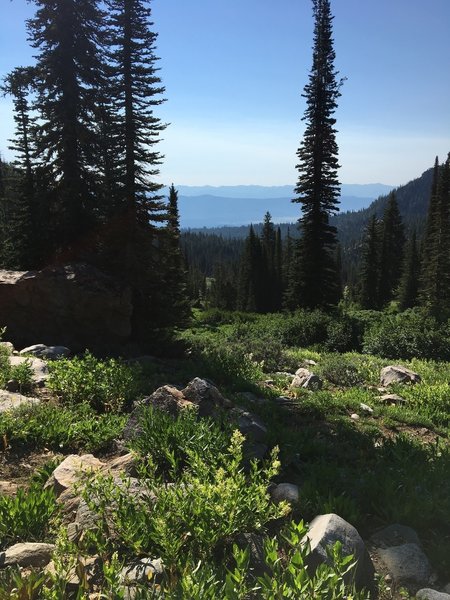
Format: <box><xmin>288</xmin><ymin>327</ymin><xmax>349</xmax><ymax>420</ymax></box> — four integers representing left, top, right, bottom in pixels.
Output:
<box><xmin>292</xmin><ymin>0</ymin><xmax>343</xmax><ymax>309</ymax></box>
<box><xmin>377</xmin><ymin>191</ymin><xmax>405</xmax><ymax>306</ymax></box>
<box><xmin>359</xmin><ymin>215</ymin><xmax>379</xmax><ymax>309</ymax></box>
<box><xmin>27</xmin><ymin>0</ymin><xmax>107</xmax><ymax>255</ymax></box>
<box><xmin>397</xmin><ymin>230</ymin><xmax>420</xmax><ymax>310</ymax></box>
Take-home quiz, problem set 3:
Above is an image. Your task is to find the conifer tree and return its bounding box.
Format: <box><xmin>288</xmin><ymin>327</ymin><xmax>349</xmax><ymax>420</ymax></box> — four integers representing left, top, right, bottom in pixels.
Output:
<box><xmin>292</xmin><ymin>0</ymin><xmax>343</xmax><ymax>309</ymax></box>
<box><xmin>162</xmin><ymin>185</ymin><xmax>191</xmax><ymax>325</ymax></box>
<box><xmin>105</xmin><ymin>0</ymin><xmax>167</xmax><ymax>226</ymax></box>
<box><xmin>397</xmin><ymin>230</ymin><xmax>420</xmax><ymax>310</ymax></box>
<box><xmin>419</xmin><ymin>157</ymin><xmax>441</xmax><ymax>311</ymax></box>
<box><xmin>1</xmin><ymin>67</ymin><xmax>38</xmax><ymax>268</ymax></box>
<box><xmin>359</xmin><ymin>215</ymin><xmax>379</xmax><ymax>309</ymax></box>
<box><xmin>237</xmin><ymin>225</ymin><xmax>264</xmax><ymax>312</ymax></box>
<box><xmin>377</xmin><ymin>191</ymin><xmax>405</xmax><ymax>306</ymax></box>
<box><xmin>27</xmin><ymin>0</ymin><xmax>107</xmax><ymax>253</ymax></box>
<box><xmin>420</xmin><ymin>154</ymin><xmax>450</xmax><ymax>319</ymax></box>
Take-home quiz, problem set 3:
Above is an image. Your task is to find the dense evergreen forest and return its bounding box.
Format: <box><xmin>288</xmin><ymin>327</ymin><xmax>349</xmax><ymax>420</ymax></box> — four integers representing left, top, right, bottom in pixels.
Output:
<box><xmin>0</xmin><ymin>0</ymin><xmax>449</xmax><ymax>333</ymax></box>
<box><xmin>182</xmin><ymin>160</ymin><xmax>450</xmax><ymax>317</ymax></box>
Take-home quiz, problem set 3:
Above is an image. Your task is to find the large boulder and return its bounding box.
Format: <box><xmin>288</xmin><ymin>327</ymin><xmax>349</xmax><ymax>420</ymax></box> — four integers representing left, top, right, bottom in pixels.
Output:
<box><xmin>303</xmin><ymin>513</ymin><xmax>375</xmax><ymax>593</ymax></box>
<box><xmin>0</xmin><ymin>390</ymin><xmax>40</xmax><ymax>413</ymax></box>
<box><xmin>44</xmin><ymin>454</ymin><xmax>105</xmax><ymax>498</ymax></box>
<box><xmin>0</xmin><ymin>264</ymin><xmax>132</xmax><ymax>352</ymax></box>
<box><xmin>19</xmin><ymin>344</ymin><xmax>70</xmax><ymax>360</ymax></box>
<box><xmin>380</xmin><ymin>365</ymin><xmax>421</xmax><ymax>387</ymax></box>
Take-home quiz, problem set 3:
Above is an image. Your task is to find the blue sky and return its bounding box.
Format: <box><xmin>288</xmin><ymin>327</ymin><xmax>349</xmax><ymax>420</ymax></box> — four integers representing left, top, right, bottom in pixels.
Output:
<box><xmin>1</xmin><ymin>0</ymin><xmax>449</xmax><ymax>187</ymax></box>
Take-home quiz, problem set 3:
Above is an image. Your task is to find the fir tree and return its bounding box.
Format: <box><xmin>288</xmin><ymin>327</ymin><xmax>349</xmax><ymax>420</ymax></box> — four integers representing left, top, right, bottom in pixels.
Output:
<box><xmin>359</xmin><ymin>215</ymin><xmax>379</xmax><ymax>309</ymax></box>
<box><xmin>162</xmin><ymin>185</ymin><xmax>191</xmax><ymax>325</ymax></box>
<box><xmin>377</xmin><ymin>191</ymin><xmax>405</xmax><ymax>306</ymax></box>
<box><xmin>27</xmin><ymin>0</ymin><xmax>107</xmax><ymax>253</ymax></box>
<box><xmin>1</xmin><ymin>67</ymin><xmax>38</xmax><ymax>268</ymax></box>
<box><xmin>237</xmin><ymin>225</ymin><xmax>264</xmax><ymax>312</ymax></box>
<box><xmin>292</xmin><ymin>0</ymin><xmax>343</xmax><ymax>309</ymax></box>
<box><xmin>397</xmin><ymin>230</ymin><xmax>420</xmax><ymax>310</ymax></box>
<box><xmin>105</xmin><ymin>0</ymin><xmax>167</xmax><ymax>226</ymax></box>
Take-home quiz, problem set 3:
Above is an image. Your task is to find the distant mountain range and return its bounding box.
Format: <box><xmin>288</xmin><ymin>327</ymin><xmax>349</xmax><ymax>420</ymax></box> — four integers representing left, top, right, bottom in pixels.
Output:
<box><xmin>167</xmin><ymin>183</ymin><xmax>395</xmax><ymax>229</ymax></box>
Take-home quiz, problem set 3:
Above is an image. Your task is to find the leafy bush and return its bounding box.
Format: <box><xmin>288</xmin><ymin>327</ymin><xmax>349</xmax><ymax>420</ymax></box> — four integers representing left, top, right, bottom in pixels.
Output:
<box><xmin>0</xmin><ymin>402</ymin><xmax>126</xmax><ymax>454</ymax></box>
<box><xmin>129</xmin><ymin>405</ymin><xmax>232</xmax><ymax>480</ymax></box>
<box><xmin>317</xmin><ymin>354</ymin><xmax>363</xmax><ymax>387</ymax></box>
<box><xmin>0</xmin><ymin>481</ymin><xmax>58</xmax><ymax>550</ymax></box>
<box><xmin>82</xmin><ymin>431</ymin><xmax>289</xmax><ymax>568</ymax></box>
<box><xmin>48</xmin><ymin>351</ymin><xmax>142</xmax><ymax>412</ymax></box>
<box><xmin>362</xmin><ymin>310</ymin><xmax>450</xmax><ymax>360</ymax></box>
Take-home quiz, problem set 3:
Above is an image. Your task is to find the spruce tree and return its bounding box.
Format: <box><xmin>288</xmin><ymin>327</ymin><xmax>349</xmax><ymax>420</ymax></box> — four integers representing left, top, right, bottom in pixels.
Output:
<box><xmin>105</xmin><ymin>0</ymin><xmax>167</xmax><ymax>226</ymax></box>
<box><xmin>237</xmin><ymin>225</ymin><xmax>264</xmax><ymax>312</ymax></box>
<box><xmin>397</xmin><ymin>230</ymin><xmax>420</xmax><ymax>310</ymax></box>
<box><xmin>293</xmin><ymin>0</ymin><xmax>343</xmax><ymax>309</ymax></box>
<box><xmin>377</xmin><ymin>191</ymin><xmax>405</xmax><ymax>306</ymax></box>
<box><xmin>162</xmin><ymin>185</ymin><xmax>191</xmax><ymax>325</ymax></box>
<box><xmin>27</xmin><ymin>0</ymin><xmax>107</xmax><ymax>253</ymax></box>
<box><xmin>359</xmin><ymin>215</ymin><xmax>379</xmax><ymax>309</ymax></box>
<box><xmin>1</xmin><ymin>67</ymin><xmax>38</xmax><ymax>268</ymax></box>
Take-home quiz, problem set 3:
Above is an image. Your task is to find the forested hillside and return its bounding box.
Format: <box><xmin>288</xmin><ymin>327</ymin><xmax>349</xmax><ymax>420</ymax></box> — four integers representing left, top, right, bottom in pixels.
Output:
<box><xmin>181</xmin><ymin>164</ymin><xmax>438</xmax><ymax>301</ymax></box>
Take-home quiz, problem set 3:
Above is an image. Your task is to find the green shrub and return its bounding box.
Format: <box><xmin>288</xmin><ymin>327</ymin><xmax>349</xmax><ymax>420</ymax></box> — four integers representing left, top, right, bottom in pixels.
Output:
<box><xmin>82</xmin><ymin>431</ymin><xmax>289</xmax><ymax>568</ymax></box>
<box><xmin>0</xmin><ymin>402</ymin><xmax>126</xmax><ymax>454</ymax></box>
<box><xmin>362</xmin><ymin>310</ymin><xmax>450</xmax><ymax>360</ymax></box>
<box><xmin>128</xmin><ymin>405</ymin><xmax>232</xmax><ymax>480</ymax></box>
<box><xmin>9</xmin><ymin>359</ymin><xmax>34</xmax><ymax>394</ymax></box>
<box><xmin>48</xmin><ymin>351</ymin><xmax>142</xmax><ymax>412</ymax></box>
<box><xmin>317</xmin><ymin>354</ymin><xmax>363</xmax><ymax>387</ymax></box>
<box><xmin>0</xmin><ymin>481</ymin><xmax>58</xmax><ymax>550</ymax></box>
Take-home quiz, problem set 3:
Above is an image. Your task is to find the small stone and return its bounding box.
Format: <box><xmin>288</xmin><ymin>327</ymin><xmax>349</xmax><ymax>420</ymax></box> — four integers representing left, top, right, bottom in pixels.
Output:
<box><xmin>378</xmin><ymin>393</ymin><xmax>407</xmax><ymax>405</ymax></box>
<box><xmin>360</xmin><ymin>403</ymin><xmax>373</xmax><ymax>414</ymax></box>
<box><xmin>351</xmin><ymin>413</ymin><xmax>360</xmax><ymax>420</ymax></box>
<box><xmin>270</xmin><ymin>483</ymin><xmax>299</xmax><ymax>505</ymax></box>
<box><xmin>291</xmin><ymin>368</ymin><xmax>322</xmax><ymax>390</ymax></box>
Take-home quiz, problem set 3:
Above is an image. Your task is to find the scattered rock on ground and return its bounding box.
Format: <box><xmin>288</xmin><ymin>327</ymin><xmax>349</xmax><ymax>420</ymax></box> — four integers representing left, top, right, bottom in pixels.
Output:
<box><xmin>0</xmin><ymin>543</ymin><xmax>55</xmax><ymax>568</ymax></box>
<box><xmin>370</xmin><ymin>524</ymin><xmax>421</xmax><ymax>548</ymax></box>
<box><xmin>291</xmin><ymin>368</ymin><xmax>322</xmax><ymax>390</ymax></box>
<box><xmin>376</xmin><ymin>543</ymin><xmax>432</xmax><ymax>591</ymax></box>
<box><xmin>380</xmin><ymin>365</ymin><xmax>421</xmax><ymax>387</ymax></box>
<box><xmin>304</xmin><ymin>513</ymin><xmax>375</xmax><ymax>593</ymax></box>
<box><xmin>231</xmin><ymin>407</ymin><xmax>268</xmax><ymax>443</ymax></box>
<box><xmin>416</xmin><ymin>589</ymin><xmax>450</xmax><ymax>600</ymax></box>
<box><xmin>269</xmin><ymin>483</ymin><xmax>299</xmax><ymax>505</ymax></box>
<box><xmin>19</xmin><ymin>344</ymin><xmax>70</xmax><ymax>360</ymax></box>
<box><xmin>44</xmin><ymin>454</ymin><xmax>105</xmax><ymax>498</ymax></box>
<box><xmin>120</xmin><ymin>558</ymin><xmax>164</xmax><ymax>599</ymax></box>
<box><xmin>378</xmin><ymin>393</ymin><xmax>407</xmax><ymax>405</ymax></box>
<box><xmin>360</xmin><ymin>403</ymin><xmax>374</xmax><ymax>415</ymax></box>
<box><xmin>182</xmin><ymin>377</ymin><xmax>232</xmax><ymax>416</ymax></box>
<box><xmin>9</xmin><ymin>355</ymin><xmax>49</xmax><ymax>386</ymax></box>
<box><xmin>0</xmin><ymin>480</ymin><xmax>19</xmax><ymax>495</ymax></box>
<box><xmin>0</xmin><ymin>390</ymin><xmax>40</xmax><ymax>413</ymax></box>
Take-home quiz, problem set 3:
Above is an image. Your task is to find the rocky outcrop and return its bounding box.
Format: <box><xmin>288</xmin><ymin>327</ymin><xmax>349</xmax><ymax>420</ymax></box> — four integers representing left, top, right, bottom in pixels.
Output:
<box><xmin>44</xmin><ymin>454</ymin><xmax>105</xmax><ymax>498</ymax></box>
<box><xmin>380</xmin><ymin>365</ymin><xmax>421</xmax><ymax>386</ymax></box>
<box><xmin>0</xmin><ymin>264</ymin><xmax>132</xmax><ymax>352</ymax></box>
<box><xmin>19</xmin><ymin>344</ymin><xmax>70</xmax><ymax>360</ymax></box>
<box><xmin>0</xmin><ymin>390</ymin><xmax>40</xmax><ymax>413</ymax></box>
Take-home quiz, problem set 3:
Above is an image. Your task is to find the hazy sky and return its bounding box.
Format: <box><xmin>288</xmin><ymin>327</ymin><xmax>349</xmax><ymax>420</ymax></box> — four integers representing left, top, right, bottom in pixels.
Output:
<box><xmin>1</xmin><ymin>0</ymin><xmax>449</xmax><ymax>187</ymax></box>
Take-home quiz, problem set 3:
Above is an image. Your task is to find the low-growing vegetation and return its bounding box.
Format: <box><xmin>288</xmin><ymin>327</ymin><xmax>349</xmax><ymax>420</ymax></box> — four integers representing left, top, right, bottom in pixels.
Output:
<box><xmin>1</xmin><ymin>309</ymin><xmax>450</xmax><ymax>597</ymax></box>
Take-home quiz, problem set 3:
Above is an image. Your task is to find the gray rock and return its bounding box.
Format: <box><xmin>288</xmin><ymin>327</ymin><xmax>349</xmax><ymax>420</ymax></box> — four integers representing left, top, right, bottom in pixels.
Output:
<box><xmin>9</xmin><ymin>355</ymin><xmax>49</xmax><ymax>386</ymax></box>
<box><xmin>270</xmin><ymin>483</ymin><xmax>299</xmax><ymax>505</ymax></box>
<box><xmin>378</xmin><ymin>393</ymin><xmax>407</xmax><ymax>405</ymax></box>
<box><xmin>231</xmin><ymin>407</ymin><xmax>268</xmax><ymax>443</ymax></box>
<box><xmin>370</xmin><ymin>524</ymin><xmax>421</xmax><ymax>548</ymax></box>
<box><xmin>303</xmin><ymin>513</ymin><xmax>375</xmax><ymax>593</ymax></box>
<box><xmin>0</xmin><ymin>390</ymin><xmax>40</xmax><ymax>413</ymax></box>
<box><xmin>417</xmin><ymin>589</ymin><xmax>450</xmax><ymax>600</ymax></box>
<box><xmin>19</xmin><ymin>344</ymin><xmax>70</xmax><ymax>360</ymax></box>
<box><xmin>360</xmin><ymin>403</ymin><xmax>373</xmax><ymax>415</ymax></box>
<box><xmin>0</xmin><ymin>543</ymin><xmax>55</xmax><ymax>568</ymax></box>
<box><xmin>182</xmin><ymin>377</ymin><xmax>231</xmax><ymax>416</ymax></box>
<box><xmin>291</xmin><ymin>368</ymin><xmax>322</xmax><ymax>390</ymax></box>
<box><xmin>380</xmin><ymin>365</ymin><xmax>421</xmax><ymax>387</ymax></box>
<box><xmin>377</xmin><ymin>543</ymin><xmax>432</xmax><ymax>589</ymax></box>
<box><xmin>120</xmin><ymin>558</ymin><xmax>164</xmax><ymax>599</ymax></box>
<box><xmin>44</xmin><ymin>454</ymin><xmax>105</xmax><ymax>498</ymax></box>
